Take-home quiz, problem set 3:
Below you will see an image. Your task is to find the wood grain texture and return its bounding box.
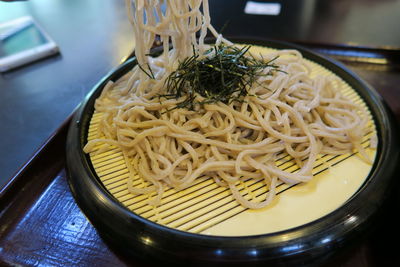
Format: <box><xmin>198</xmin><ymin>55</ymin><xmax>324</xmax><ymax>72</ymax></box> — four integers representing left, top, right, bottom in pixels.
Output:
<box><xmin>1</xmin><ymin>172</ymin><xmax>126</xmax><ymax>266</ymax></box>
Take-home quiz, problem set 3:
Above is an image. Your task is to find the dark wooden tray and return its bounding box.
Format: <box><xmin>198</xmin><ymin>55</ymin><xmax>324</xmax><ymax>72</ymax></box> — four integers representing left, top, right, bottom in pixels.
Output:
<box><xmin>1</xmin><ymin>42</ymin><xmax>399</xmax><ymax>267</ymax></box>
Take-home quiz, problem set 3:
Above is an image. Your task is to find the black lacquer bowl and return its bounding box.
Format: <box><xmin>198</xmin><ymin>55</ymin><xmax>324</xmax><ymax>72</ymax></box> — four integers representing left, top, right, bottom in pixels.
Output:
<box><xmin>66</xmin><ymin>38</ymin><xmax>399</xmax><ymax>266</ymax></box>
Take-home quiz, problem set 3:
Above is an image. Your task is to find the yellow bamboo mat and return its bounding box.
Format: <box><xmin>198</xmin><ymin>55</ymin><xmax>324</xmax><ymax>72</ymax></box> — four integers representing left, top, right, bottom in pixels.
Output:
<box><xmin>86</xmin><ymin>46</ymin><xmax>377</xmax><ymax>236</ymax></box>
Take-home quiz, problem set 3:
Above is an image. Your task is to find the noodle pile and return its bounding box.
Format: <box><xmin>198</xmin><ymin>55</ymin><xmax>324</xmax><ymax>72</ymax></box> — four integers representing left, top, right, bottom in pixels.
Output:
<box><xmin>84</xmin><ymin>0</ymin><xmax>370</xmax><ymax>209</ymax></box>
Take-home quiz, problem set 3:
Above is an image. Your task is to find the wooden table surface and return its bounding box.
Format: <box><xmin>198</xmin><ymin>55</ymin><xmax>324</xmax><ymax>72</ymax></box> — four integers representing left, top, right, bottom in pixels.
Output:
<box><xmin>0</xmin><ymin>0</ymin><xmax>134</xmax><ymax>189</ymax></box>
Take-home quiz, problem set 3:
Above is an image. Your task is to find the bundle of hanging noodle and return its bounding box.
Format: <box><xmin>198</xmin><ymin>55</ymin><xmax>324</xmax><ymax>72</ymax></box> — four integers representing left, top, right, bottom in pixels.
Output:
<box><xmin>84</xmin><ymin>0</ymin><xmax>371</xmax><ymax>209</ymax></box>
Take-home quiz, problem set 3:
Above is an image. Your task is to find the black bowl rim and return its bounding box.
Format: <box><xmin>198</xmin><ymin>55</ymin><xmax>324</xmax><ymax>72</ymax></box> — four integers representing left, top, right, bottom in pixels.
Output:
<box><xmin>66</xmin><ymin>37</ymin><xmax>399</xmax><ymax>263</ymax></box>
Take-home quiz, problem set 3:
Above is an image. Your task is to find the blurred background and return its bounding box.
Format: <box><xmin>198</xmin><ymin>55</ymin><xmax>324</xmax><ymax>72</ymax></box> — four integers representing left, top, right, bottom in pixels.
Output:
<box><xmin>209</xmin><ymin>0</ymin><xmax>400</xmax><ymax>48</ymax></box>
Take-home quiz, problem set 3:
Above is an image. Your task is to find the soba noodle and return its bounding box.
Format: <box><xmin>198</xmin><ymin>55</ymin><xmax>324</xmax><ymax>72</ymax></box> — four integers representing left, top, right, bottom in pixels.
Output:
<box><xmin>84</xmin><ymin>0</ymin><xmax>371</xmax><ymax>209</ymax></box>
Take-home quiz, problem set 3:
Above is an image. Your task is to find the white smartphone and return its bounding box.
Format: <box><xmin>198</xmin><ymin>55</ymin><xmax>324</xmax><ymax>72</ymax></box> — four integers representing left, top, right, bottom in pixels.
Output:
<box><xmin>0</xmin><ymin>16</ymin><xmax>59</xmax><ymax>72</ymax></box>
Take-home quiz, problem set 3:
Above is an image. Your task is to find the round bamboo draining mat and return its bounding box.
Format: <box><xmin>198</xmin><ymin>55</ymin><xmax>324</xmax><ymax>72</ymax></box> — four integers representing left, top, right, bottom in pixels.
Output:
<box><xmin>66</xmin><ymin>39</ymin><xmax>399</xmax><ymax>265</ymax></box>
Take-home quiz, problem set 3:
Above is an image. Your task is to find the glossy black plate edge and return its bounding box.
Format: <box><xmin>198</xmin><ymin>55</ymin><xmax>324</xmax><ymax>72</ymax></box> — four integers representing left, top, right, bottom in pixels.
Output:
<box><xmin>66</xmin><ymin>38</ymin><xmax>399</xmax><ymax>265</ymax></box>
